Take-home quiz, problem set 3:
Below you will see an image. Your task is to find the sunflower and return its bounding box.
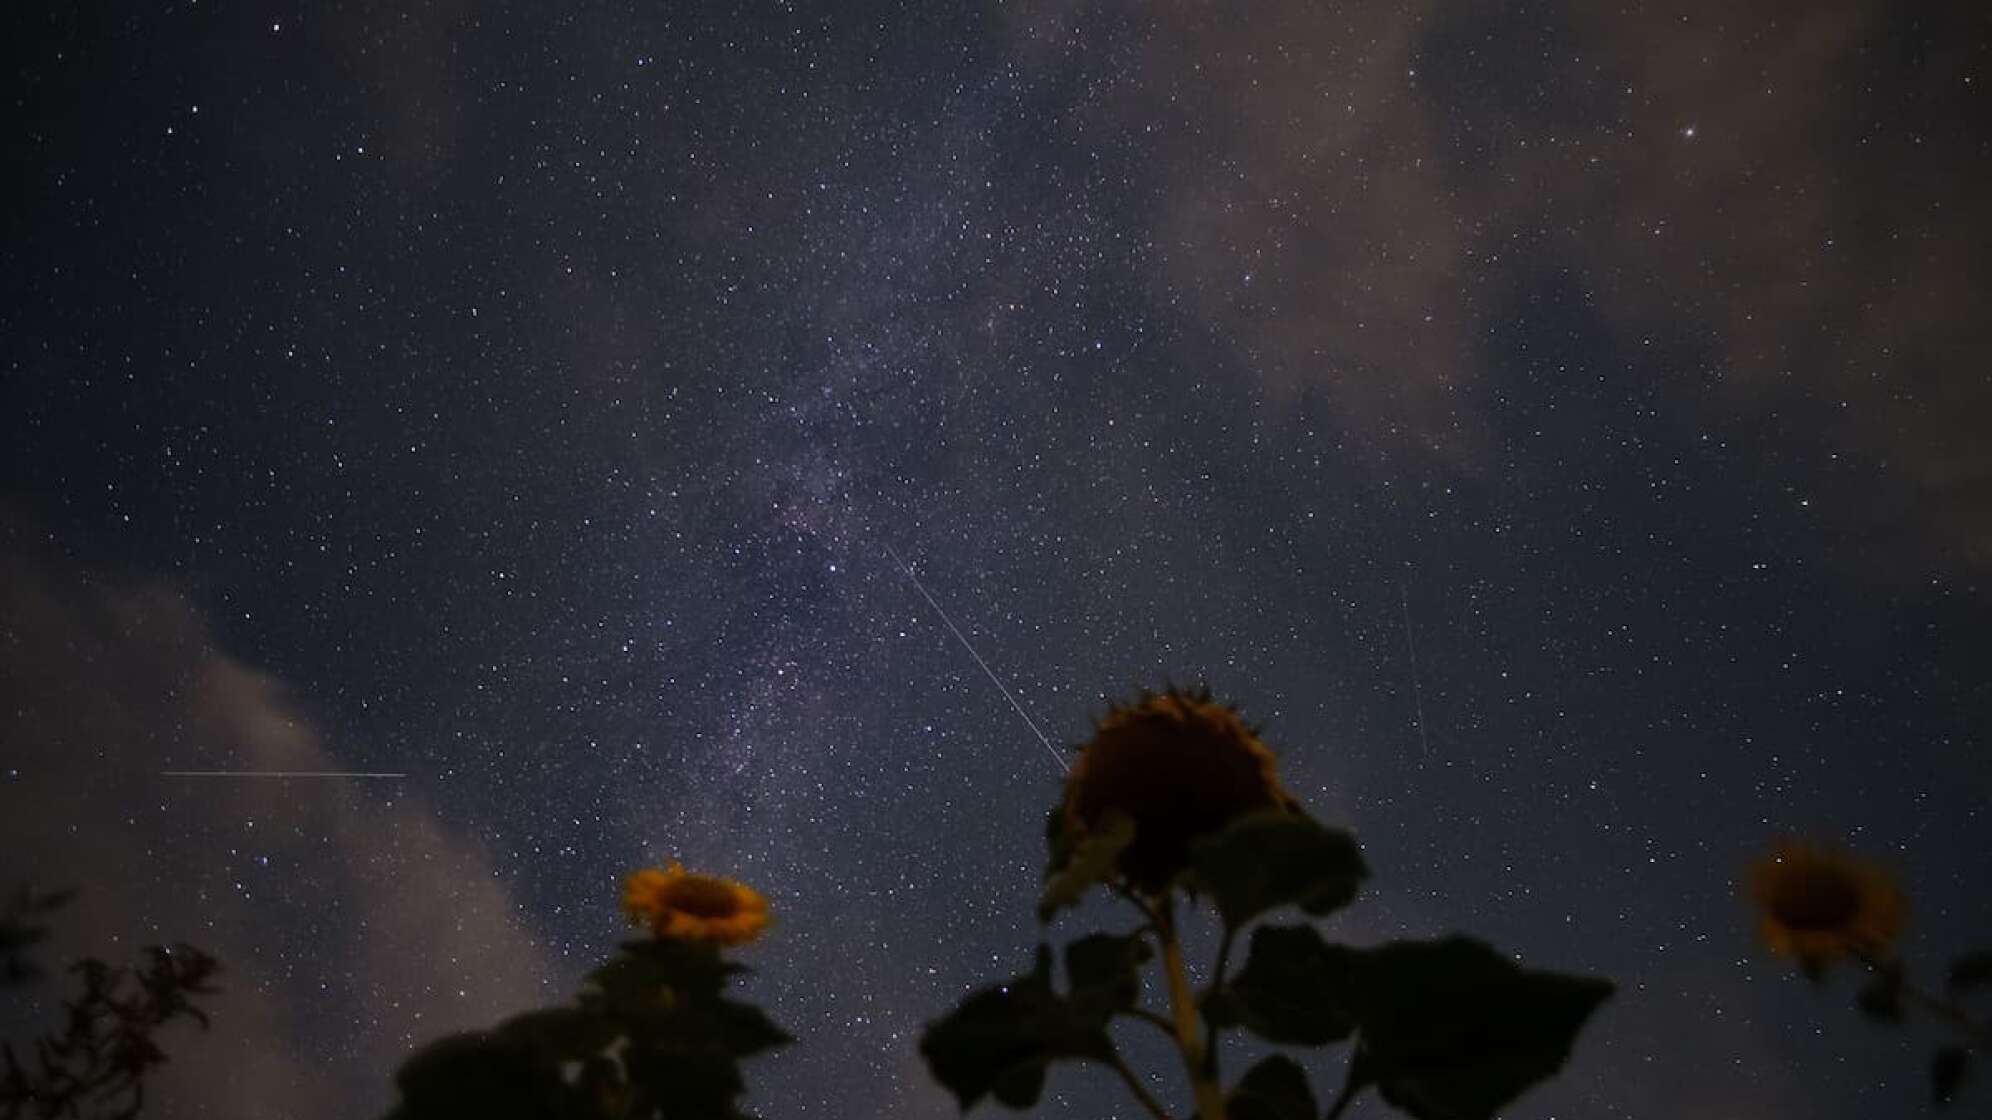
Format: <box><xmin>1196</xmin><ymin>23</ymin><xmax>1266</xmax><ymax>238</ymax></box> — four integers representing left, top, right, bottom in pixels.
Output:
<box><xmin>621</xmin><ymin>862</ymin><xmax>770</xmax><ymax>946</ymax></box>
<box><xmin>1062</xmin><ymin>686</ymin><xmax>1293</xmax><ymax>892</ymax></box>
<box><xmin>1747</xmin><ymin>840</ymin><xmax>1906</xmax><ymax>969</ymax></box>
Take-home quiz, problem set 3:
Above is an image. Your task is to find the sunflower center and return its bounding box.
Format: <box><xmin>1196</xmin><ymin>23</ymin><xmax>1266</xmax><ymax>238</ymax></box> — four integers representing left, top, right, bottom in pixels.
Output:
<box><xmin>662</xmin><ymin>876</ymin><xmax>746</xmax><ymax>918</ymax></box>
<box><xmin>1767</xmin><ymin>865</ymin><xmax>1863</xmax><ymax>930</ymax></box>
<box><xmin>1066</xmin><ymin>691</ymin><xmax>1287</xmax><ymax>891</ymax></box>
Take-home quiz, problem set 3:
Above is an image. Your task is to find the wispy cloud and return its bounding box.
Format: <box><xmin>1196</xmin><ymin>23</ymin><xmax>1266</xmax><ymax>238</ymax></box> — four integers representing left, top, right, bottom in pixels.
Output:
<box><xmin>1004</xmin><ymin>0</ymin><xmax>1990</xmax><ymax>570</ymax></box>
<box><xmin>0</xmin><ymin>510</ymin><xmax>558</xmax><ymax>1117</ymax></box>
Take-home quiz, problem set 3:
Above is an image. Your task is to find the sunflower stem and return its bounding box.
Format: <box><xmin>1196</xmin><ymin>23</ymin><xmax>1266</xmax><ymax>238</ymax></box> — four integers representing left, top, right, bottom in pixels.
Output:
<box><xmin>1156</xmin><ymin>898</ymin><xmax>1226</xmax><ymax>1120</ymax></box>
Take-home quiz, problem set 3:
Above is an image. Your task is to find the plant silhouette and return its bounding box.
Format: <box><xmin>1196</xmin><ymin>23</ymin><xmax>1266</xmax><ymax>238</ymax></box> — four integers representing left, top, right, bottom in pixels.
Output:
<box><xmin>920</xmin><ymin>686</ymin><xmax>1614</xmax><ymax>1120</ymax></box>
<box><xmin>1748</xmin><ymin>840</ymin><xmax>1991</xmax><ymax>1108</ymax></box>
<box><xmin>0</xmin><ymin>887</ymin><xmax>219</xmax><ymax>1120</ymax></box>
<box><xmin>383</xmin><ymin>865</ymin><xmax>786</xmax><ymax>1120</ymax></box>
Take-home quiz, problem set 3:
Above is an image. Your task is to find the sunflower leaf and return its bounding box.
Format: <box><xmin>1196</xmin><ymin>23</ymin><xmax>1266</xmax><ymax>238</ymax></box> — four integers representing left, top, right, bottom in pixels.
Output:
<box><xmin>1205</xmin><ymin>924</ymin><xmax>1355</xmax><ymax>1046</ymax></box>
<box><xmin>1064</xmin><ymin>932</ymin><xmax>1151</xmax><ymax>1023</ymax></box>
<box><xmin>1933</xmin><ymin>1046</ymin><xmax>1970</xmax><ymax>1107</ymax></box>
<box><xmin>1038</xmin><ymin>811</ymin><xmax>1135</xmax><ymax>923</ymax></box>
<box><xmin>1226</xmin><ymin>1054</ymin><xmax>1319</xmax><ymax>1120</ymax></box>
<box><xmin>386</xmin><ymin>1031</ymin><xmax>588</xmax><ymax>1120</ymax></box>
<box><xmin>623</xmin><ymin>1049</ymin><xmax>750</xmax><ymax>1120</ymax></box>
<box><xmin>1188</xmin><ymin>810</ymin><xmax>1367</xmax><ymax>929</ymax></box>
<box><xmin>580</xmin><ymin>939</ymin><xmax>789</xmax><ymax>1072</ymax></box>
<box><xmin>1856</xmin><ymin>968</ymin><xmax>1905</xmax><ymax>1024</ymax></box>
<box><xmin>586</xmin><ymin>938</ymin><xmax>736</xmax><ymax>1013</ymax></box>
<box><xmin>612</xmin><ymin>995</ymin><xmax>787</xmax><ymax>1117</ymax></box>
<box><xmin>1328</xmin><ymin>936</ymin><xmax>1614</xmax><ymax>1120</ymax></box>
<box><xmin>991</xmin><ymin>1062</ymin><xmax>1048</xmax><ymax>1110</ymax></box>
<box><xmin>920</xmin><ymin>948</ymin><xmax>1114</xmax><ymax>1111</ymax></box>
<box><xmin>492</xmin><ymin>1007</ymin><xmax>621</xmax><ymax>1062</ymax></box>
<box><xmin>704</xmin><ymin>998</ymin><xmax>795</xmax><ymax>1057</ymax></box>
<box><xmin>1949</xmin><ymin>951</ymin><xmax>1992</xmax><ymax>993</ymax></box>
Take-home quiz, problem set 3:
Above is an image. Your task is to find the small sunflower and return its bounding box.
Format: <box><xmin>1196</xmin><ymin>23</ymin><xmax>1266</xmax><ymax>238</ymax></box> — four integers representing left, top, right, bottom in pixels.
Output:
<box><xmin>1747</xmin><ymin>840</ymin><xmax>1906</xmax><ymax>969</ymax></box>
<box><xmin>621</xmin><ymin>862</ymin><xmax>770</xmax><ymax>947</ymax></box>
<box><xmin>1062</xmin><ymin>686</ymin><xmax>1292</xmax><ymax>892</ymax></box>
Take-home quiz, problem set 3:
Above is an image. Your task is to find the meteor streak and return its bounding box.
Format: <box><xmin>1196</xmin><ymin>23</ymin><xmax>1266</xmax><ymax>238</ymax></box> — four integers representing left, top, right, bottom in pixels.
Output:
<box><xmin>883</xmin><ymin>543</ymin><xmax>1068</xmax><ymax>773</ymax></box>
<box><xmin>161</xmin><ymin>770</ymin><xmax>407</xmax><ymax>779</ymax></box>
<box><xmin>1399</xmin><ymin>579</ymin><xmax>1431</xmax><ymax>761</ymax></box>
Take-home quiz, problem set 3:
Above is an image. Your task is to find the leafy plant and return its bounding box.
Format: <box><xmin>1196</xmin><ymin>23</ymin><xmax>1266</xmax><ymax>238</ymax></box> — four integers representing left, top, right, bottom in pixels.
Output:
<box><xmin>0</xmin><ymin>888</ymin><xmax>219</xmax><ymax>1120</ymax></box>
<box><xmin>1</xmin><ymin>888</ymin><xmax>77</xmax><ymax>989</ymax></box>
<box><xmin>1748</xmin><ymin>840</ymin><xmax>1991</xmax><ymax>1108</ymax></box>
<box><xmin>384</xmin><ymin>865</ymin><xmax>787</xmax><ymax>1120</ymax></box>
<box><xmin>921</xmin><ymin>687</ymin><xmax>1613</xmax><ymax>1120</ymax></box>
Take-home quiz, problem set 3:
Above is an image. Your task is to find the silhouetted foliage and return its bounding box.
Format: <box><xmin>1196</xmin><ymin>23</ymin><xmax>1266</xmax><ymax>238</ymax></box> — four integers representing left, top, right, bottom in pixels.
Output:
<box><xmin>0</xmin><ymin>889</ymin><xmax>77</xmax><ymax>989</ymax></box>
<box><xmin>0</xmin><ymin>889</ymin><xmax>218</xmax><ymax>1120</ymax></box>
<box><xmin>922</xmin><ymin>687</ymin><xmax>1613</xmax><ymax>1120</ymax></box>
<box><xmin>1747</xmin><ymin>840</ymin><xmax>1992</xmax><ymax>1110</ymax></box>
<box><xmin>385</xmin><ymin>904</ymin><xmax>787</xmax><ymax>1119</ymax></box>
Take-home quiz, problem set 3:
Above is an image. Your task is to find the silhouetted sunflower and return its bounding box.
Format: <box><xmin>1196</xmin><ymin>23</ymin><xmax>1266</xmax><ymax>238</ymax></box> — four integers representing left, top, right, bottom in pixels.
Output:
<box><xmin>621</xmin><ymin>863</ymin><xmax>769</xmax><ymax>946</ymax></box>
<box><xmin>1062</xmin><ymin>686</ymin><xmax>1292</xmax><ymax>892</ymax></box>
<box><xmin>1748</xmin><ymin>841</ymin><xmax>1905</xmax><ymax>969</ymax></box>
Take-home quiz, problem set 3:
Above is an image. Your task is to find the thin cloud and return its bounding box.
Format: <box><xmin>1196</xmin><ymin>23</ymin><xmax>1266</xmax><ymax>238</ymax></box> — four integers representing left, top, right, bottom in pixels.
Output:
<box><xmin>0</xmin><ymin>512</ymin><xmax>558</xmax><ymax>1118</ymax></box>
<box><xmin>1006</xmin><ymin>0</ymin><xmax>1991</xmax><ymax>570</ymax></box>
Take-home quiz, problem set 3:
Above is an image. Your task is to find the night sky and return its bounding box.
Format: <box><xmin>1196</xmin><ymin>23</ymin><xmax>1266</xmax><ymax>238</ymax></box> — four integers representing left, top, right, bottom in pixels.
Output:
<box><xmin>5</xmin><ymin>2</ymin><xmax>1990</xmax><ymax>1118</ymax></box>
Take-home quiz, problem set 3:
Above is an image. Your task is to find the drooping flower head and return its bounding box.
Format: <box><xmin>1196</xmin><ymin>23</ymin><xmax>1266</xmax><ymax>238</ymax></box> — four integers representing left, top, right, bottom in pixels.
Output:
<box><xmin>1062</xmin><ymin>686</ymin><xmax>1292</xmax><ymax>892</ymax></box>
<box><xmin>1747</xmin><ymin>840</ymin><xmax>1906</xmax><ymax>970</ymax></box>
<box><xmin>622</xmin><ymin>862</ymin><xmax>770</xmax><ymax>947</ymax></box>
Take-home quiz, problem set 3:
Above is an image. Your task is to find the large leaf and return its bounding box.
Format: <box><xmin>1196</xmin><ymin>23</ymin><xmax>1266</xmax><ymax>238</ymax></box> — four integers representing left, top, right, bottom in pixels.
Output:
<box><xmin>1038</xmin><ymin>811</ymin><xmax>1135</xmax><ymax>922</ymax></box>
<box><xmin>705</xmin><ymin>998</ymin><xmax>793</xmax><ymax>1057</ymax></box>
<box><xmin>585</xmin><ymin>939</ymin><xmax>787</xmax><ymax>1056</ymax></box>
<box><xmin>587</xmin><ymin>938</ymin><xmax>736</xmax><ymax>1011</ymax></box>
<box><xmin>920</xmin><ymin>946</ymin><xmax>1114</xmax><ymax>1111</ymax></box>
<box><xmin>1188</xmin><ymin>810</ymin><xmax>1367</xmax><ymax>929</ymax></box>
<box><xmin>593</xmin><ymin>939</ymin><xmax>788</xmax><ymax>1119</ymax></box>
<box><xmin>624</xmin><ymin>1049</ymin><xmax>750</xmax><ymax>1120</ymax></box>
<box><xmin>1227</xmin><ymin>1054</ymin><xmax>1319</xmax><ymax>1120</ymax></box>
<box><xmin>612</xmin><ymin>999</ymin><xmax>785</xmax><ymax>1120</ymax></box>
<box><xmin>390</xmin><ymin>935</ymin><xmax>788</xmax><ymax>1120</ymax></box>
<box><xmin>1205</xmin><ymin>924</ymin><xmax>1355</xmax><ymax>1046</ymax></box>
<box><xmin>1949</xmin><ymin>950</ymin><xmax>1992</xmax><ymax>993</ymax></box>
<box><xmin>386</xmin><ymin>1031</ymin><xmax>587</xmax><ymax>1120</ymax></box>
<box><xmin>1856</xmin><ymin>966</ymin><xmax>1905</xmax><ymax>1024</ymax></box>
<box><xmin>1330</xmin><ymin>936</ymin><xmax>1613</xmax><ymax>1120</ymax></box>
<box><xmin>1064</xmin><ymin>932</ymin><xmax>1152</xmax><ymax>1022</ymax></box>
<box><xmin>1932</xmin><ymin>1046</ymin><xmax>1970</xmax><ymax>1107</ymax></box>
<box><xmin>494</xmin><ymin>1006</ymin><xmax>621</xmax><ymax>1062</ymax></box>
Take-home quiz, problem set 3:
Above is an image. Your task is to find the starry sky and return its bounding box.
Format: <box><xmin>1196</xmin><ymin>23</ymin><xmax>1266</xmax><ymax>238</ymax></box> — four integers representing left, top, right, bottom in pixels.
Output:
<box><xmin>4</xmin><ymin>2</ymin><xmax>1990</xmax><ymax>1117</ymax></box>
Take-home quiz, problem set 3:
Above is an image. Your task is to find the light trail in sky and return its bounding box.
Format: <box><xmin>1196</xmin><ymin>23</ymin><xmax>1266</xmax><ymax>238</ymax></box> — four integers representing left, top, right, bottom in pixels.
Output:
<box><xmin>1399</xmin><ymin>579</ymin><xmax>1431</xmax><ymax>761</ymax></box>
<box><xmin>883</xmin><ymin>542</ymin><xmax>1069</xmax><ymax>773</ymax></box>
<box><xmin>160</xmin><ymin>770</ymin><xmax>408</xmax><ymax>779</ymax></box>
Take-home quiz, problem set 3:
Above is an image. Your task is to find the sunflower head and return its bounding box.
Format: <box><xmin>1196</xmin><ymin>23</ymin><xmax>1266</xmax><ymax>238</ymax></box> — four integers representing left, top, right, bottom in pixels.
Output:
<box><xmin>1747</xmin><ymin>840</ymin><xmax>1906</xmax><ymax>970</ymax></box>
<box><xmin>621</xmin><ymin>862</ymin><xmax>770</xmax><ymax>947</ymax></box>
<box><xmin>1061</xmin><ymin>686</ymin><xmax>1291</xmax><ymax>893</ymax></box>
